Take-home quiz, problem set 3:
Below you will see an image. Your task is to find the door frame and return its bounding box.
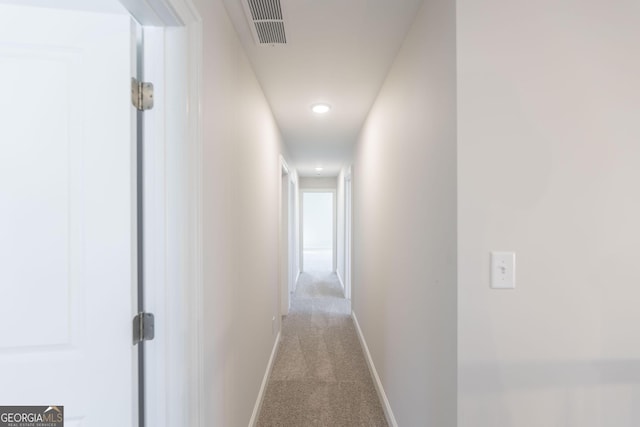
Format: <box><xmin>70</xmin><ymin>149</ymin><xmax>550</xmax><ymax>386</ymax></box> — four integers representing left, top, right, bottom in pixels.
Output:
<box><xmin>300</xmin><ymin>189</ymin><xmax>338</xmax><ymax>273</ymax></box>
<box><xmin>289</xmin><ymin>174</ymin><xmax>297</xmax><ymax>297</ymax></box>
<box><xmin>278</xmin><ymin>157</ymin><xmax>298</xmax><ymax>316</ymax></box>
<box><xmin>126</xmin><ymin>1</ymin><xmax>204</xmax><ymax>426</ymax></box>
<box><xmin>279</xmin><ymin>157</ymin><xmax>291</xmax><ymax>316</ymax></box>
<box><xmin>344</xmin><ymin>169</ymin><xmax>352</xmax><ymax>302</ymax></box>
<box><xmin>117</xmin><ymin>0</ymin><xmax>204</xmax><ymax>425</ymax></box>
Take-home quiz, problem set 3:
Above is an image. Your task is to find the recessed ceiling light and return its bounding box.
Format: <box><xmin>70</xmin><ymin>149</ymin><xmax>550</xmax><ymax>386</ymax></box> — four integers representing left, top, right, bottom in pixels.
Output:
<box><xmin>311</xmin><ymin>103</ymin><xmax>331</xmax><ymax>114</ymax></box>
<box><xmin>315</xmin><ymin>167</ymin><xmax>323</xmax><ymax>172</ymax></box>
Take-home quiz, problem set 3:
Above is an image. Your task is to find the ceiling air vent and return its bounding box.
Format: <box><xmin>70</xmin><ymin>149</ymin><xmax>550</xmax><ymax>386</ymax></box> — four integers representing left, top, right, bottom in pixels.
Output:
<box><xmin>243</xmin><ymin>0</ymin><xmax>288</xmax><ymax>46</ymax></box>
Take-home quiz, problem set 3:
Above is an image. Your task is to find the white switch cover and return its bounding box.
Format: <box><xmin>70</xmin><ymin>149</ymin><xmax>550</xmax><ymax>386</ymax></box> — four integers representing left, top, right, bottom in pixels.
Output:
<box><xmin>491</xmin><ymin>252</ymin><xmax>515</xmax><ymax>289</ymax></box>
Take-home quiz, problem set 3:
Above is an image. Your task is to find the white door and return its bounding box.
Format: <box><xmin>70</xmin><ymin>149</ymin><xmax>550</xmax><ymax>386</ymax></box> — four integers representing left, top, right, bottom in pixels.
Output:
<box><xmin>0</xmin><ymin>4</ymin><xmax>134</xmax><ymax>426</ymax></box>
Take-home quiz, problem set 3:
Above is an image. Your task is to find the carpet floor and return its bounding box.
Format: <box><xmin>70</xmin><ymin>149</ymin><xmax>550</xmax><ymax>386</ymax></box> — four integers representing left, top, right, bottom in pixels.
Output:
<box><xmin>257</xmin><ymin>271</ymin><xmax>388</xmax><ymax>427</ymax></box>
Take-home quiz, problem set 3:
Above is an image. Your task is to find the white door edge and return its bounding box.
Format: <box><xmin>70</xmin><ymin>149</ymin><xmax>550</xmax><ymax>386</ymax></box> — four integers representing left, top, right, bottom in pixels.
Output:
<box><xmin>128</xmin><ymin>0</ymin><xmax>204</xmax><ymax>425</ymax></box>
<box><xmin>154</xmin><ymin>2</ymin><xmax>204</xmax><ymax>427</ymax></box>
<box><xmin>118</xmin><ymin>0</ymin><xmax>204</xmax><ymax>425</ymax></box>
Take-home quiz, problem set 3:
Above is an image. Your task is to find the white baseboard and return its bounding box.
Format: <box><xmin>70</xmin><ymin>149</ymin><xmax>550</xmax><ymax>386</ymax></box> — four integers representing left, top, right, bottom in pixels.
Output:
<box><xmin>248</xmin><ymin>331</ymin><xmax>281</xmax><ymax>427</ymax></box>
<box><xmin>336</xmin><ymin>270</ymin><xmax>345</xmax><ymax>291</ymax></box>
<box><xmin>352</xmin><ymin>312</ymin><xmax>398</xmax><ymax>427</ymax></box>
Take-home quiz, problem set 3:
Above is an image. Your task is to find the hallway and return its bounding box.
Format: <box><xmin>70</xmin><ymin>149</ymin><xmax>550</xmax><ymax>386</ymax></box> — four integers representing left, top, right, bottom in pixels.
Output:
<box><xmin>2</xmin><ymin>0</ymin><xmax>638</xmax><ymax>425</ymax></box>
<box><xmin>257</xmin><ymin>272</ymin><xmax>387</xmax><ymax>426</ymax></box>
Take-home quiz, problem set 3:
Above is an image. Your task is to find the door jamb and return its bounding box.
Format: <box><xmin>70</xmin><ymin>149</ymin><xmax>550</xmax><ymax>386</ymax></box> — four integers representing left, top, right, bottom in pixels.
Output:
<box><xmin>121</xmin><ymin>1</ymin><xmax>203</xmax><ymax>426</ymax></box>
<box><xmin>344</xmin><ymin>170</ymin><xmax>352</xmax><ymax>302</ymax></box>
<box><xmin>279</xmin><ymin>156</ymin><xmax>291</xmax><ymax>316</ymax></box>
<box><xmin>289</xmin><ymin>174</ymin><xmax>297</xmax><ymax>297</ymax></box>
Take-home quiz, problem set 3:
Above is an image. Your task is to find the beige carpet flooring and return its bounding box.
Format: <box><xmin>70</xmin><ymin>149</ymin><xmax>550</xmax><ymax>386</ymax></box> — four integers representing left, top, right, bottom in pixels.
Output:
<box><xmin>257</xmin><ymin>271</ymin><xmax>388</xmax><ymax>427</ymax></box>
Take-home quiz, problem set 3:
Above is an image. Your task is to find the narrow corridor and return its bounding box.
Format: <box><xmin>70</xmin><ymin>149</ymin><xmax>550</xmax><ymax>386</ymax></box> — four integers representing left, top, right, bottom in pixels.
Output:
<box><xmin>257</xmin><ymin>272</ymin><xmax>387</xmax><ymax>426</ymax></box>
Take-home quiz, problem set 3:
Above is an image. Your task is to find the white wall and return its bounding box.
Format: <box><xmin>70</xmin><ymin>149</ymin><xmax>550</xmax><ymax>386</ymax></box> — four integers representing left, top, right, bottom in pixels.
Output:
<box><xmin>457</xmin><ymin>1</ymin><xmax>640</xmax><ymax>426</ymax></box>
<box><xmin>352</xmin><ymin>0</ymin><xmax>457</xmax><ymax>424</ymax></box>
<box><xmin>194</xmin><ymin>1</ymin><xmax>288</xmax><ymax>425</ymax></box>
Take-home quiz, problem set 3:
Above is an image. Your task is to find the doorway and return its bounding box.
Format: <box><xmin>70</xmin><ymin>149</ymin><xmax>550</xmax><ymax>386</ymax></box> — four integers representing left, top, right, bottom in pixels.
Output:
<box><xmin>302</xmin><ymin>191</ymin><xmax>336</xmax><ymax>272</ymax></box>
<box><xmin>345</xmin><ymin>173</ymin><xmax>352</xmax><ymax>300</ymax></box>
<box><xmin>280</xmin><ymin>158</ymin><xmax>296</xmax><ymax>315</ymax></box>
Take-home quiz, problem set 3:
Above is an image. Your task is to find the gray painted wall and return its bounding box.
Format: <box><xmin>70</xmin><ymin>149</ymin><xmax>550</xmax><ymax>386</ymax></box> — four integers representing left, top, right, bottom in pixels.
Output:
<box><xmin>457</xmin><ymin>0</ymin><xmax>640</xmax><ymax>425</ymax></box>
<box><xmin>195</xmin><ymin>0</ymin><xmax>288</xmax><ymax>425</ymax></box>
<box><xmin>352</xmin><ymin>0</ymin><xmax>458</xmax><ymax>424</ymax></box>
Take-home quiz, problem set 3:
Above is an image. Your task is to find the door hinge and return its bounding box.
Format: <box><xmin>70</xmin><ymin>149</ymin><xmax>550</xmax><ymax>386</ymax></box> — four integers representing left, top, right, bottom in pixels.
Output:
<box><xmin>133</xmin><ymin>312</ymin><xmax>155</xmax><ymax>344</ymax></box>
<box><xmin>131</xmin><ymin>77</ymin><xmax>154</xmax><ymax>111</ymax></box>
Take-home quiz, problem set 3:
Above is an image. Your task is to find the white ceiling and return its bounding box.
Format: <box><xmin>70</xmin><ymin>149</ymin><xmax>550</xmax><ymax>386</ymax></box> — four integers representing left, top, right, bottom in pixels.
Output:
<box><xmin>0</xmin><ymin>0</ymin><xmax>127</xmax><ymax>14</ymax></box>
<box><xmin>222</xmin><ymin>0</ymin><xmax>423</xmax><ymax>177</ymax></box>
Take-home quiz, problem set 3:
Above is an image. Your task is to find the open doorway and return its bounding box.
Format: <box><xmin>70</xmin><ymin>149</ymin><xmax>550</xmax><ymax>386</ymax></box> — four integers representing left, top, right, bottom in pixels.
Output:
<box><xmin>302</xmin><ymin>191</ymin><xmax>335</xmax><ymax>272</ymax></box>
<box><xmin>280</xmin><ymin>158</ymin><xmax>297</xmax><ymax>315</ymax></box>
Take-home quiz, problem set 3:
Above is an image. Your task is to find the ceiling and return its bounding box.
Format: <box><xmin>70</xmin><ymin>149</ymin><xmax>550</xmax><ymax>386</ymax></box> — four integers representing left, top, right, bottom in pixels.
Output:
<box><xmin>0</xmin><ymin>0</ymin><xmax>126</xmax><ymax>14</ymax></box>
<box><xmin>222</xmin><ymin>0</ymin><xmax>423</xmax><ymax>177</ymax></box>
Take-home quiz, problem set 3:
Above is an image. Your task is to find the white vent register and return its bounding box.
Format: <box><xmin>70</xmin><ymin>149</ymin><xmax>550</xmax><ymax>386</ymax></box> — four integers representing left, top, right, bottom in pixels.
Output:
<box><xmin>242</xmin><ymin>0</ymin><xmax>288</xmax><ymax>45</ymax></box>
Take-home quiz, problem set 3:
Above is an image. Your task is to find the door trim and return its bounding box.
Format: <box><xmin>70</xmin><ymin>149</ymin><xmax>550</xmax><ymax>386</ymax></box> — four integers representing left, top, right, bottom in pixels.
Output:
<box><xmin>344</xmin><ymin>169</ymin><xmax>352</xmax><ymax>302</ymax></box>
<box><xmin>279</xmin><ymin>156</ymin><xmax>291</xmax><ymax>316</ymax></box>
<box><xmin>122</xmin><ymin>1</ymin><xmax>203</xmax><ymax>425</ymax></box>
<box><xmin>300</xmin><ymin>189</ymin><xmax>338</xmax><ymax>273</ymax></box>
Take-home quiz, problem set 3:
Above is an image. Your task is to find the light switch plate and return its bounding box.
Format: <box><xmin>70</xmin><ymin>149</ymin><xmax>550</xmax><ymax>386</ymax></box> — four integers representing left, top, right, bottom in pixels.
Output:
<box><xmin>491</xmin><ymin>252</ymin><xmax>515</xmax><ymax>289</ymax></box>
